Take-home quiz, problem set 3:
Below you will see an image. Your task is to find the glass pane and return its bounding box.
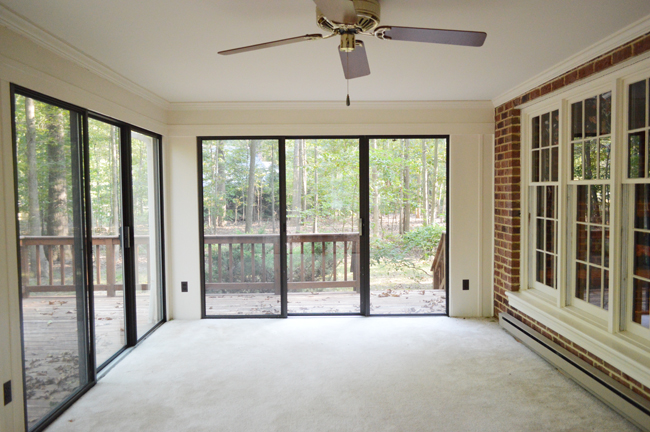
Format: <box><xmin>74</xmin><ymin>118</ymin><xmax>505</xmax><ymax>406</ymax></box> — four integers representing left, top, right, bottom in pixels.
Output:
<box><xmin>536</xmin><ymin>251</ymin><xmax>545</xmax><ymax>284</ymax></box>
<box><xmin>571</xmin><ymin>101</ymin><xmax>583</xmax><ymax>140</ymax></box>
<box><xmin>576</xmin><ymin>223</ymin><xmax>588</xmax><ymax>262</ymax></box>
<box><xmin>635</xmin><ymin>184</ymin><xmax>650</xmax><ymax>229</ymax></box>
<box><xmin>532</xmin><ymin>150</ymin><xmax>540</xmax><ymax>182</ymax></box>
<box><xmin>605</xmin><ymin>185</ymin><xmax>611</xmax><ymax>226</ymax></box>
<box><xmin>588</xmin><ymin>266</ymin><xmax>602</xmax><ymax>307</ymax></box>
<box><xmin>537</xmin><ymin>186</ymin><xmax>544</xmax><ymax>217</ymax></box>
<box><xmin>632</xmin><ymin>278</ymin><xmax>650</xmax><ymax>328</ymax></box>
<box><xmin>89</xmin><ymin>118</ymin><xmax>125</xmax><ymax>366</ymax></box>
<box><xmin>634</xmin><ymin>231</ymin><xmax>650</xmax><ymax>279</ymax></box>
<box><xmin>599</xmin><ymin>92</ymin><xmax>611</xmax><ymax>135</ymax></box>
<box><xmin>541</xmin><ymin>148</ymin><xmax>550</xmax><ymax>182</ymax></box>
<box><xmin>589</xmin><ymin>226</ymin><xmax>602</xmax><ymax>265</ymax></box>
<box><xmin>584</xmin><ymin>97</ymin><xmax>597</xmax><ymax>137</ymax></box>
<box><xmin>131</xmin><ymin>132</ymin><xmax>163</xmax><ymax>335</ymax></box>
<box><xmin>551</xmin><ymin>110</ymin><xmax>559</xmax><ymax>147</ymax></box>
<box><xmin>629</xmin><ymin>80</ymin><xmax>646</xmax><ymax>130</ymax></box>
<box><xmin>14</xmin><ymin>94</ymin><xmax>89</xmax><ymax>428</ymax></box>
<box><xmin>577</xmin><ymin>185</ymin><xmax>588</xmax><ymax>222</ymax></box>
<box><xmin>202</xmin><ymin>139</ymin><xmax>280</xmax><ymax>317</ymax></box>
<box><xmin>573</xmin><ymin>142</ymin><xmax>583</xmax><ymax>180</ymax></box>
<box><xmin>551</xmin><ymin>147</ymin><xmax>559</xmax><ymax>182</ymax></box>
<box><xmin>584</xmin><ymin>139</ymin><xmax>597</xmax><ymax>180</ymax></box>
<box><xmin>369</xmin><ymin>138</ymin><xmax>447</xmax><ymax>314</ymax></box>
<box><xmin>290</xmin><ymin>138</ymin><xmax>361</xmax><ymax>314</ymax></box>
<box><xmin>536</xmin><ymin>217</ymin><xmax>544</xmax><ymax>250</ymax></box>
<box><xmin>598</xmin><ymin>137</ymin><xmax>611</xmax><ymax>180</ymax></box>
<box><xmin>576</xmin><ymin>262</ymin><xmax>587</xmax><ymax>301</ymax></box>
<box><xmin>590</xmin><ymin>185</ymin><xmax>603</xmax><ymax>224</ymax></box>
<box><xmin>628</xmin><ymin>132</ymin><xmax>645</xmax><ymax>179</ymax></box>
<box><xmin>545</xmin><ymin>186</ymin><xmax>555</xmax><ymax>219</ymax></box>
<box><xmin>603</xmin><ymin>270</ymin><xmax>609</xmax><ymax>311</ymax></box>
<box><xmin>541</xmin><ymin>113</ymin><xmax>550</xmax><ymax>147</ymax></box>
<box><xmin>545</xmin><ymin>253</ymin><xmax>555</xmax><ymax>289</ymax></box>
<box><xmin>546</xmin><ymin>220</ymin><xmax>554</xmax><ymax>253</ymax></box>
<box><xmin>604</xmin><ymin>229</ymin><xmax>610</xmax><ymax>268</ymax></box>
<box><xmin>532</xmin><ymin>116</ymin><xmax>540</xmax><ymax>149</ymax></box>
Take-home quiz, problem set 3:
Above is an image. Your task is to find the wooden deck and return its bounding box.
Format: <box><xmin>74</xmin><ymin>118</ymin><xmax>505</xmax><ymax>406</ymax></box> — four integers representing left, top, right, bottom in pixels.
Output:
<box><xmin>21</xmin><ymin>292</ymin><xmax>154</xmax><ymax>427</ymax></box>
<box><xmin>205</xmin><ymin>288</ymin><xmax>446</xmax><ymax>315</ymax></box>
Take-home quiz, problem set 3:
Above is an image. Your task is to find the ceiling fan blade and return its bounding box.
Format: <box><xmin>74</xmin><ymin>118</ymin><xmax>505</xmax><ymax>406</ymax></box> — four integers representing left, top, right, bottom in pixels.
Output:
<box><xmin>339</xmin><ymin>41</ymin><xmax>370</xmax><ymax>79</ymax></box>
<box><xmin>313</xmin><ymin>0</ymin><xmax>357</xmax><ymax>25</ymax></box>
<box><xmin>376</xmin><ymin>26</ymin><xmax>487</xmax><ymax>47</ymax></box>
<box><xmin>219</xmin><ymin>34</ymin><xmax>323</xmax><ymax>55</ymax></box>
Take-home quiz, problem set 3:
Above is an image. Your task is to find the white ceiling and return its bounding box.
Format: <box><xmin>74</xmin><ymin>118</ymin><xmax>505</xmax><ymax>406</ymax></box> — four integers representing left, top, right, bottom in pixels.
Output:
<box><xmin>2</xmin><ymin>0</ymin><xmax>650</xmax><ymax>103</ymax></box>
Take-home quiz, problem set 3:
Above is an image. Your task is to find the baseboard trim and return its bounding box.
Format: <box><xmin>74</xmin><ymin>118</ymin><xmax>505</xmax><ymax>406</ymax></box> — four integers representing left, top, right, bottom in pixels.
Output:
<box><xmin>499</xmin><ymin>313</ymin><xmax>650</xmax><ymax>432</ymax></box>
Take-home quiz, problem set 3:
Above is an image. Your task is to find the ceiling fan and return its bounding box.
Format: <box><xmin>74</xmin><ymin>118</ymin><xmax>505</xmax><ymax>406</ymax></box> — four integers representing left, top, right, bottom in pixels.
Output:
<box><xmin>219</xmin><ymin>0</ymin><xmax>487</xmax><ymax>103</ymax></box>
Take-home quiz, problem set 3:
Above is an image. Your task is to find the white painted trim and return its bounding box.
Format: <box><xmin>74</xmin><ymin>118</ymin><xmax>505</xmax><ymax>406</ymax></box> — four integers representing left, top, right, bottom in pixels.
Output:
<box><xmin>0</xmin><ymin>4</ymin><xmax>170</xmax><ymax>110</ymax></box>
<box><xmin>507</xmin><ymin>289</ymin><xmax>650</xmax><ymax>388</ymax></box>
<box><xmin>492</xmin><ymin>14</ymin><xmax>650</xmax><ymax>107</ymax></box>
<box><xmin>169</xmin><ymin>100</ymin><xmax>495</xmax><ymax>112</ymax></box>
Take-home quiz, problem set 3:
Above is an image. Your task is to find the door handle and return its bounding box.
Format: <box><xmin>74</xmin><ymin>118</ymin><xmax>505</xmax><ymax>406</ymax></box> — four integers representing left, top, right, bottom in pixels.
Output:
<box><xmin>121</xmin><ymin>226</ymin><xmax>131</xmax><ymax>249</ymax></box>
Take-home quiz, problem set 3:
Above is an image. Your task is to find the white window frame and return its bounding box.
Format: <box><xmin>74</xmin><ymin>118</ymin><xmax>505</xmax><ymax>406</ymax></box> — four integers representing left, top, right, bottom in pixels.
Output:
<box><xmin>622</xmin><ymin>69</ymin><xmax>650</xmax><ymax>341</ymax></box>
<box><xmin>511</xmin><ymin>53</ymin><xmax>650</xmax><ymax>388</ymax></box>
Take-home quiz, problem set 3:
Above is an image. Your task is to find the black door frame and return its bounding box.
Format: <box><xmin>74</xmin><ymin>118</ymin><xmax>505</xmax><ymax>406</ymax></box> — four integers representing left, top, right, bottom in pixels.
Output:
<box><xmin>10</xmin><ymin>85</ymin><xmax>167</xmax><ymax>432</ymax></box>
<box><xmin>198</xmin><ymin>135</ymin><xmax>449</xmax><ymax>318</ymax></box>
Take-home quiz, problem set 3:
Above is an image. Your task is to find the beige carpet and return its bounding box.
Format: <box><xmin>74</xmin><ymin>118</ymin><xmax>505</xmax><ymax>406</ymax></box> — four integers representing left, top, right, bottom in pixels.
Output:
<box><xmin>46</xmin><ymin>317</ymin><xmax>638</xmax><ymax>432</ymax></box>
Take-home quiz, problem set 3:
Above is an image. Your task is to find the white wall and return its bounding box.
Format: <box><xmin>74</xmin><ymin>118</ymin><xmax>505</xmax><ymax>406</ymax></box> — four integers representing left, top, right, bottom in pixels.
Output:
<box><xmin>166</xmin><ymin>105</ymin><xmax>495</xmax><ymax>319</ymax></box>
<box><xmin>0</xmin><ymin>22</ymin><xmax>496</xmax><ymax>432</ymax></box>
<box><xmin>0</xmin><ymin>25</ymin><xmax>168</xmax><ymax>431</ymax></box>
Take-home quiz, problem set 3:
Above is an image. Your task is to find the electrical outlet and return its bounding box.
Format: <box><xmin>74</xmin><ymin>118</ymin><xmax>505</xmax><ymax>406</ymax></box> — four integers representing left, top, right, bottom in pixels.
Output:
<box><xmin>463</xmin><ymin>279</ymin><xmax>470</xmax><ymax>291</ymax></box>
<box><xmin>181</xmin><ymin>281</ymin><xmax>188</xmax><ymax>293</ymax></box>
<box><xmin>4</xmin><ymin>380</ymin><xmax>11</xmax><ymax>405</ymax></box>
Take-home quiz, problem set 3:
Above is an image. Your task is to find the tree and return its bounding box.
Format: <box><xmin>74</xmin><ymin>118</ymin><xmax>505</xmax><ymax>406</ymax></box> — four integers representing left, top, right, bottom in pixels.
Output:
<box><xmin>245</xmin><ymin>140</ymin><xmax>258</xmax><ymax>233</ymax></box>
<box><xmin>402</xmin><ymin>139</ymin><xmax>411</xmax><ymax>234</ymax></box>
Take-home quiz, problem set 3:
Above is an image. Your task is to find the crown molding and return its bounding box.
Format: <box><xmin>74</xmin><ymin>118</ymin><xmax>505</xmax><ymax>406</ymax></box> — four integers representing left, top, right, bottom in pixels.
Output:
<box><xmin>492</xmin><ymin>13</ymin><xmax>650</xmax><ymax>107</ymax></box>
<box><xmin>0</xmin><ymin>4</ymin><xmax>170</xmax><ymax>110</ymax></box>
<box><xmin>169</xmin><ymin>100</ymin><xmax>494</xmax><ymax>112</ymax></box>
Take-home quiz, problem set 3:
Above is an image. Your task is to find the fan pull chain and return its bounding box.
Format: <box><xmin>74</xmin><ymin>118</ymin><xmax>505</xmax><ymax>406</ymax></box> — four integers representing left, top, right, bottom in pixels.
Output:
<box><xmin>346</xmin><ymin>52</ymin><xmax>351</xmax><ymax>107</ymax></box>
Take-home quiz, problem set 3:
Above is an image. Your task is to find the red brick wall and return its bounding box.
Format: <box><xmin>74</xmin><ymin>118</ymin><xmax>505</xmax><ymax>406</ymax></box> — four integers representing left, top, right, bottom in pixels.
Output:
<box><xmin>494</xmin><ymin>31</ymin><xmax>650</xmax><ymax>402</ymax></box>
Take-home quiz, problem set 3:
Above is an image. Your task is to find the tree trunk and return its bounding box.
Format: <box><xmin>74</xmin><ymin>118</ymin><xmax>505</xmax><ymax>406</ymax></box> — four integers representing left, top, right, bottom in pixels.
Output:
<box><xmin>46</xmin><ymin>109</ymin><xmax>69</xmax><ymax>237</ymax></box>
<box><xmin>25</xmin><ymin>97</ymin><xmax>42</xmax><ymax>275</ymax></box>
<box><xmin>372</xmin><ymin>140</ymin><xmax>379</xmax><ymax>236</ymax></box>
<box><xmin>111</xmin><ymin>125</ymin><xmax>120</xmax><ymax>234</ymax></box>
<box><xmin>431</xmin><ymin>139</ymin><xmax>439</xmax><ymax>223</ymax></box>
<box><xmin>271</xmin><ymin>144</ymin><xmax>276</xmax><ymax>233</ymax></box>
<box><xmin>421</xmin><ymin>140</ymin><xmax>428</xmax><ymax>226</ymax></box>
<box><xmin>313</xmin><ymin>145</ymin><xmax>318</xmax><ymax>233</ymax></box>
<box><xmin>246</xmin><ymin>138</ymin><xmax>257</xmax><ymax>233</ymax></box>
<box><xmin>402</xmin><ymin>139</ymin><xmax>411</xmax><ymax>233</ymax></box>
<box><xmin>292</xmin><ymin>139</ymin><xmax>303</xmax><ymax>231</ymax></box>
<box><xmin>217</xmin><ymin>144</ymin><xmax>226</xmax><ymax>226</ymax></box>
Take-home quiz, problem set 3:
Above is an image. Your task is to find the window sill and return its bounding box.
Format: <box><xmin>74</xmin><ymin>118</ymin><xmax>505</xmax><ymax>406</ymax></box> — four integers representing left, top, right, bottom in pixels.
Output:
<box><xmin>506</xmin><ymin>289</ymin><xmax>650</xmax><ymax>388</ymax></box>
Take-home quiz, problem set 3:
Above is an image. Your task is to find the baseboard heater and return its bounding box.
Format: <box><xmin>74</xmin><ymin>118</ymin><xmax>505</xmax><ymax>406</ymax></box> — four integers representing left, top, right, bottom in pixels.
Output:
<box><xmin>499</xmin><ymin>313</ymin><xmax>650</xmax><ymax>432</ymax></box>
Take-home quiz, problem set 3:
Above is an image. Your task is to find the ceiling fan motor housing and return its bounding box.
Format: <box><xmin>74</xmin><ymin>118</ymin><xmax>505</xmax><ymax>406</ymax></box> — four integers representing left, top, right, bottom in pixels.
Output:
<box><xmin>316</xmin><ymin>0</ymin><xmax>381</xmax><ymax>34</ymax></box>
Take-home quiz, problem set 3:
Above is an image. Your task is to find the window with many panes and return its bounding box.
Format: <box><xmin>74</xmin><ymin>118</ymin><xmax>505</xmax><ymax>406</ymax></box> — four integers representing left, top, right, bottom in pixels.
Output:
<box><xmin>522</xmin><ymin>63</ymin><xmax>650</xmax><ymax>372</ymax></box>
<box><xmin>569</xmin><ymin>91</ymin><xmax>612</xmax><ymax>312</ymax></box>
<box><xmin>529</xmin><ymin>109</ymin><xmax>560</xmax><ymax>293</ymax></box>
<box><xmin>625</xmin><ymin>76</ymin><xmax>650</xmax><ymax>333</ymax></box>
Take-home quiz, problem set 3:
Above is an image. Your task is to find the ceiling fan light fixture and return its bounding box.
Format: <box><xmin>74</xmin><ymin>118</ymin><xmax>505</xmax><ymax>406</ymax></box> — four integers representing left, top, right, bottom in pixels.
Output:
<box><xmin>340</xmin><ymin>33</ymin><xmax>356</xmax><ymax>52</ymax></box>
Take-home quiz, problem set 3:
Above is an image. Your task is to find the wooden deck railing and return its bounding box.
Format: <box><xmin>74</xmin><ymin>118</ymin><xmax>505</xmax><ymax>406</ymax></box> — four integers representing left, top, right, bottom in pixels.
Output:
<box><xmin>19</xmin><ymin>235</ymin><xmax>150</xmax><ymax>298</ymax></box>
<box><xmin>430</xmin><ymin>232</ymin><xmax>446</xmax><ymax>291</ymax></box>
<box><xmin>204</xmin><ymin>233</ymin><xmax>360</xmax><ymax>294</ymax></box>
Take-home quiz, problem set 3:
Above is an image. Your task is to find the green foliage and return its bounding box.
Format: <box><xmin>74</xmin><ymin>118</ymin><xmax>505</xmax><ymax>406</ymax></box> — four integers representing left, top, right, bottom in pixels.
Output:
<box><xmin>402</xmin><ymin>224</ymin><xmax>445</xmax><ymax>260</ymax></box>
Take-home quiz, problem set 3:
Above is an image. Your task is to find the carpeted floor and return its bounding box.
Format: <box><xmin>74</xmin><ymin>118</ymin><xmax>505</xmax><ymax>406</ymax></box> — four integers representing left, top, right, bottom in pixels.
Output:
<box><xmin>46</xmin><ymin>317</ymin><xmax>638</xmax><ymax>432</ymax></box>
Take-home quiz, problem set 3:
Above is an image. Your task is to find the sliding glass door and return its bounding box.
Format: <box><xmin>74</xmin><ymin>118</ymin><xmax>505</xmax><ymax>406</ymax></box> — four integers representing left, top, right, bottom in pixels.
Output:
<box><xmin>12</xmin><ymin>86</ymin><xmax>166</xmax><ymax>431</ymax></box>
<box><xmin>200</xmin><ymin>139</ymin><xmax>281</xmax><ymax>317</ymax></box>
<box><xmin>14</xmin><ymin>91</ymin><xmax>90</xmax><ymax>430</ymax></box>
<box><xmin>286</xmin><ymin>138</ymin><xmax>360</xmax><ymax>314</ymax></box>
<box><xmin>199</xmin><ymin>135</ymin><xmax>447</xmax><ymax>318</ymax></box>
